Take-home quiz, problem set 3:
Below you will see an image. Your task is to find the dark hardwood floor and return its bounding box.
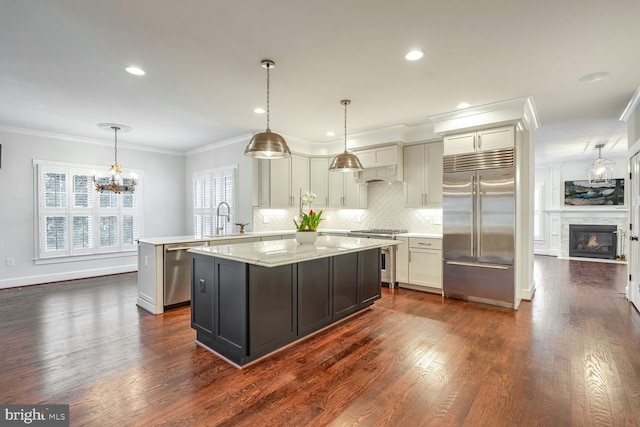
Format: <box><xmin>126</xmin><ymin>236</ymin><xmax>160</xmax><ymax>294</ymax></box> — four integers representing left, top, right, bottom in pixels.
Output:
<box><xmin>1</xmin><ymin>256</ymin><xmax>639</xmax><ymax>426</ymax></box>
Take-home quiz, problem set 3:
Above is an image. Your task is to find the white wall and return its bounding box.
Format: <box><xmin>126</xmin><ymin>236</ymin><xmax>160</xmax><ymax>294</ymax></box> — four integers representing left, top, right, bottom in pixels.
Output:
<box><xmin>0</xmin><ymin>130</ymin><xmax>185</xmax><ymax>288</ymax></box>
<box><xmin>184</xmin><ymin>138</ymin><xmax>255</xmax><ymax>234</ymax></box>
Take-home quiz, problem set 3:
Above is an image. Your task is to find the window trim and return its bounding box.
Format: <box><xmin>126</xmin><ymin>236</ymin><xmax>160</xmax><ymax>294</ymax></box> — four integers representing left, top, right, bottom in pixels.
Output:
<box><xmin>33</xmin><ymin>159</ymin><xmax>144</xmax><ymax>261</ymax></box>
<box><xmin>193</xmin><ymin>165</ymin><xmax>238</xmax><ymax>237</ymax></box>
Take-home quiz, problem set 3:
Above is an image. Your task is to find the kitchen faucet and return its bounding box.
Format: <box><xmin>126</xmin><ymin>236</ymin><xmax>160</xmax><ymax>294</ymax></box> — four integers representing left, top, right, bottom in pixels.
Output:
<box><xmin>216</xmin><ymin>201</ymin><xmax>231</xmax><ymax>235</ymax></box>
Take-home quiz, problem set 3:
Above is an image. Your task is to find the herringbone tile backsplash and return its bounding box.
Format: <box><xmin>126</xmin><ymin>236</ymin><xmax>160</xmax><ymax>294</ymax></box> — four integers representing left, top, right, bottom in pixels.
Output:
<box><xmin>252</xmin><ymin>181</ymin><xmax>442</xmax><ymax>234</ymax></box>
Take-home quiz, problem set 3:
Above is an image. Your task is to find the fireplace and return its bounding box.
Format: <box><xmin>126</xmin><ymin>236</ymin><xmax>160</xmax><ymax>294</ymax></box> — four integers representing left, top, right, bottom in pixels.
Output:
<box><xmin>569</xmin><ymin>224</ymin><xmax>617</xmax><ymax>259</ymax></box>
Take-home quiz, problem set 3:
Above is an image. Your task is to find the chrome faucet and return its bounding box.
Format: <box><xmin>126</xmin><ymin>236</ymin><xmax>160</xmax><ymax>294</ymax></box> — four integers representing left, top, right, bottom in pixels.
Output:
<box><xmin>216</xmin><ymin>201</ymin><xmax>231</xmax><ymax>235</ymax></box>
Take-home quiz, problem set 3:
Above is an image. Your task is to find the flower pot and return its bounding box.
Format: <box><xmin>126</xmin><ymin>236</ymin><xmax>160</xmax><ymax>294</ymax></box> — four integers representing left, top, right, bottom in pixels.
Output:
<box><xmin>295</xmin><ymin>231</ymin><xmax>317</xmax><ymax>245</ymax></box>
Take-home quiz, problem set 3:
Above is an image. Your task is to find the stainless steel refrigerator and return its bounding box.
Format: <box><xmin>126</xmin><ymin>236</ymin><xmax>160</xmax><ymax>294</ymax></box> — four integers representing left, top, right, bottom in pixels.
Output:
<box><xmin>442</xmin><ymin>148</ymin><xmax>515</xmax><ymax>307</ymax></box>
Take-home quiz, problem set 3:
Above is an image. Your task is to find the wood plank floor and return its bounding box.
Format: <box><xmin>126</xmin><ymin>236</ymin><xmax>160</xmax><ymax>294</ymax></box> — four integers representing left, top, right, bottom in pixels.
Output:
<box><xmin>1</xmin><ymin>256</ymin><xmax>639</xmax><ymax>426</ymax></box>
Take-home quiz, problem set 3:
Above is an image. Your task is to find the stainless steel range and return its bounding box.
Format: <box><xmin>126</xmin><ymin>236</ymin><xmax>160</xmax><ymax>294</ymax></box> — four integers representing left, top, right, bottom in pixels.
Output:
<box><xmin>349</xmin><ymin>229</ymin><xmax>408</xmax><ymax>287</ymax></box>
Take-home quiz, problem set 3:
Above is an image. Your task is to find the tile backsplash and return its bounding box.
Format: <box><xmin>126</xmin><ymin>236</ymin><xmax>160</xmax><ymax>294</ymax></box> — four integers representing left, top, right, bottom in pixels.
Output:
<box><xmin>252</xmin><ymin>181</ymin><xmax>442</xmax><ymax>233</ymax></box>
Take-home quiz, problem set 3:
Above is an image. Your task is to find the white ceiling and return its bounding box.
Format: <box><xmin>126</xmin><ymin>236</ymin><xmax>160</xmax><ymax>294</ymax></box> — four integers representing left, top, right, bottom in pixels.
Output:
<box><xmin>1</xmin><ymin>1</ymin><xmax>638</xmax><ymax>164</ymax></box>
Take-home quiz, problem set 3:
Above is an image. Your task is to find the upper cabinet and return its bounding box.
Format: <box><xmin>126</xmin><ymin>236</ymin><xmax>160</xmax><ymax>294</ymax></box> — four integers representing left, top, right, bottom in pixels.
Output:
<box><xmin>309</xmin><ymin>157</ymin><xmax>329</xmax><ymax>208</ymax></box>
<box><xmin>404</xmin><ymin>141</ymin><xmax>443</xmax><ymax>207</ymax></box>
<box><xmin>329</xmin><ymin>172</ymin><xmax>367</xmax><ymax>209</ymax></box>
<box><xmin>258</xmin><ymin>154</ymin><xmax>309</xmax><ymax>208</ymax></box>
<box><xmin>354</xmin><ymin>145</ymin><xmax>400</xmax><ymax>168</ymax></box>
<box><xmin>443</xmin><ymin>126</ymin><xmax>514</xmax><ymax>156</ymax></box>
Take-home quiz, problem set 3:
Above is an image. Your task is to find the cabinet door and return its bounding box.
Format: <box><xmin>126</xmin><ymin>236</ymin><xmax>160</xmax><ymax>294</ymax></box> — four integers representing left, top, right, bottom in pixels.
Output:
<box><xmin>298</xmin><ymin>258</ymin><xmax>331</xmax><ymax>335</ymax></box>
<box><xmin>409</xmin><ymin>249</ymin><xmax>442</xmax><ymax>289</ymax></box>
<box><xmin>269</xmin><ymin>157</ymin><xmax>292</xmax><ymax>208</ymax></box>
<box><xmin>477</xmin><ymin>126</ymin><xmax>514</xmax><ymax>151</ymax></box>
<box><xmin>404</xmin><ymin>144</ymin><xmax>426</xmax><ymax>207</ymax></box>
<box><xmin>328</xmin><ymin>172</ymin><xmax>345</xmax><ymax>207</ymax></box>
<box><xmin>291</xmin><ymin>154</ymin><xmax>310</xmax><ymax>207</ymax></box>
<box><xmin>443</xmin><ymin>132</ymin><xmax>476</xmax><ymax>155</ymax></box>
<box><xmin>191</xmin><ymin>255</ymin><xmax>216</xmax><ymax>336</ymax></box>
<box><xmin>425</xmin><ymin>141</ymin><xmax>444</xmax><ymax>206</ymax></box>
<box><xmin>343</xmin><ymin>173</ymin><xmax>367</xmax><ymax>208</ymax></box>
<box><xmin>359</xmin><ymin>249</ymin><xmax>381</xmax><ymax>306</ymax></box>
<box><xmin>333</xmin><ymin>252</ymin><xmax>359</xmax><ymax>320</ymax></box>
<box><xmin>309</xmin><ymin>157</ymin><xmax>329</xmax><ymax>208</ymax></box>
<box><xmin>215</xmin><ymin>258</ymin><xmax>248</xmax><ymax>356</ymax></box>
<box><xmin>395</xmin><ymin>237</ymin><xmax>409</xmax><ymax>283</ymax></box>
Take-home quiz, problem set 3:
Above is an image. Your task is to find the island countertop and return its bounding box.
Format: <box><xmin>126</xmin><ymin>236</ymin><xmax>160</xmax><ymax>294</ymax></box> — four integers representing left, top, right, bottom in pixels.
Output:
<box><xmin>188</xmin><ymin>235</ymin><xmax>399</xmax><ymax>267</ymax></box>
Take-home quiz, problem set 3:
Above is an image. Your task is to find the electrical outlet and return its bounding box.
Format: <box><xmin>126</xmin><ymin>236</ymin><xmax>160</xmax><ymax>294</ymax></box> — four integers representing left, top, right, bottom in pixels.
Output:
<box><xmin>144</xmin><ymin>256</ymin><xmax>148</xmax><ymax>267</ymax></box>
<box><xmin>263</xmin><ymin>215</ymin><xmax>270</xmax><ymax>223</ymax></box>
<box><xmin>432</xmin><ymin>216</ymin><xmax>442</xmax><ymax>225</ymax></box>
<box><xmin>6</xmin><ymin>258</ymin><xmax>14</xmax><ymax>267</ymax></box>
<box><xmin>199</xmin><ymin>279</ymin><xmax>206</xmax><ymax>293</ymax></box>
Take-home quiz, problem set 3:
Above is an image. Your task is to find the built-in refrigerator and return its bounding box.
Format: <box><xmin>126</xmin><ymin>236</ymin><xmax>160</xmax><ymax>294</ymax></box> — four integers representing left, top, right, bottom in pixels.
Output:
<box><xmin>442</xmin><ymin>148</ymin><xmax>515</xmax><ymax>307</ymax></box>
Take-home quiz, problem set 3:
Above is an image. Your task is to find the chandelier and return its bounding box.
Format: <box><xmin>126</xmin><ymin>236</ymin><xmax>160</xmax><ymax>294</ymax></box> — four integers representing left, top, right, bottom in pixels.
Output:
<box><xmin>244</xmin><ymin>59</ymin><xmax>291</xmax><ymax>159</ymax></box>
<box><xmin>329</xmin><ymin>99</ymin><xmax>364</xmax><ymax>172</ymax></box>
<box><xmin>588</xmin><ymin>144</ymin><xmax>615</xmax><ymax>184</ymax></box>
<box><xmin>93</xmin><ymin>123</ymin><xmax>137</xmax><ymax>193</ymax></box>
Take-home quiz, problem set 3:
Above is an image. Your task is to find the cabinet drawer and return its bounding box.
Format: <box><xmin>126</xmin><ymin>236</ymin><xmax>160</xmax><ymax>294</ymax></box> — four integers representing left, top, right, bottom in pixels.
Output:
<box><xmin>409</xmin><ymin>237</ymin><xmax>442</xmax><ymax>250</ymax></box>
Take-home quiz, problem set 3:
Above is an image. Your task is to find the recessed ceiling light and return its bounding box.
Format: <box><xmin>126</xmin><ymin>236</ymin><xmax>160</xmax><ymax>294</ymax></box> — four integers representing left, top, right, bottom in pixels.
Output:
<box><xmin>579</xmin><ymin>71</ymin><xmax>609</xmax><ymax>83</ymax></box>
<box><xmin>405</xmin><ymin>50</ymin><xmax>424</xmax><ymax>61</ymax></box>
<box><xmin>456</xmin><ymin>102</ymin><xmax>471</xmax><ymax>109</ymax></box>
<box><xmin>326</xmin><ymin>131</ymin><xmax>336</xmax><ymax>137</ymax></box>
<box><xmin>254</xmin><ymin>107</ymin><xmax>265</xmax><ymax>114</ymax></box>
<box><xmin>125</xmin><ymin>66</ymin><xmax>146</xmax><ymax>76</ymax></box>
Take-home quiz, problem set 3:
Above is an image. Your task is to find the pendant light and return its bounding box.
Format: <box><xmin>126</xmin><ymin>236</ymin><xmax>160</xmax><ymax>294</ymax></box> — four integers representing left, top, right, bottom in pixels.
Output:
<box><xmin>244</xmin><ymin>59</ymin><xmax>291</xmax><ymax>159</ymax></box>
<box><xmin>329</xmin><ymin>99</ymin><xmax>364</xmax><ymax>172</ymax></box>
<box><xmin>93</xmin><ymin>123</ymin><xmax>137</xmax><ymax>193</ymax></box>
<box><xmin>588</xmin><ymin>144</ymin><xmax>615</xmax><ymax>184</ymax></box>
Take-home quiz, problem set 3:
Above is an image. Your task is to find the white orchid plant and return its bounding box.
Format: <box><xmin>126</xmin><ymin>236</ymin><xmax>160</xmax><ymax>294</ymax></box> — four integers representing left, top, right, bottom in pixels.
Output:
<box><xmin>294</xmin><ymin>190</ymin><xmax>323</xmax><ymax>232</ymax></box>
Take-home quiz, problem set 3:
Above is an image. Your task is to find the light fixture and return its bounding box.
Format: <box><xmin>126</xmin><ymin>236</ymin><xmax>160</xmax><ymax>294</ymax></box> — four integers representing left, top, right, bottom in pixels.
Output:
<box><xmin>253</xmin><ymin>107</ymin><xmax>265</xmax><ymax>114</ymax></box>
<box><xmin>329</xmin><ymin>100</ymin><xmax>364</xmax><ymax>173</ymax></box>
<box><xmin>125</xmin><ymin>66</ymin><xmax>145</xmax><ymax>76</ymax></box>
<box><xmin>93</xmin><ymin>123</ymin><xmax>137</xmax><ymax>193</ymax></box>
<box><xmin>579</xmin><ymin>71</ymin><xmax>609</xmax><ymax>83</ymax></box>
<box><xmin>326</xmin><ymin>131</ymin><xmax>335</xmax><ymax>137</ymax></box>
<box><xmin>244</xmin><ymin>59</ymin><xmax>291</xmax><ymax>159</ymax></box>
<box><xmin>456</xmin><ymin>102</ymin><xmax>471</xmax><ymax>109</ymax></box>
<box><xmin>405</xmin><ymin>50</ymin><xmax>424</xmax><ymax>61</ymax></box>
<box><xmin>588</xmin><ymin>144</ymin><xmax>615</xmax><ymax>184</ymax></box>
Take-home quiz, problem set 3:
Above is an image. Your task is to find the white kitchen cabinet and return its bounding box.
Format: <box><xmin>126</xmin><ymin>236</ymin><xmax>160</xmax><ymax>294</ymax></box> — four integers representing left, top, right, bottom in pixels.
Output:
<box><xmin>403</xmin><ymin>237</ymin><xmax>442</xmax><ymax>293</ymax></box>
<box><xmin>395</xmin><ymin>237</ymin><xmax>409</xmax><ymax>283</ymax></box>
<box><xmin>443</xmin><ymin>125</ymin><xmax>514</xmax><ymax>156</ymax></box>
<box><xmin>309</xmin><ymin>157</ymin><xmax>329</xmax><ymax>208</ymax></box>
<box><xmin>354</xmin><ymin>145</ymin><xmax>400</xmax><ymax>168</ymax></box>
<box><xmin>260</xmin><ymin>154</ymin><xmax>310</xmax><ymax>208</ymax></box>
<box><xmin>329</xmin><ymin>171</ymin><xmax>367</xmax><ymax>209</ymax></box>
<box><xmin>403</xmin><ymin>141</ymin><xmax>443</xmax><ymax>207</ymax></box>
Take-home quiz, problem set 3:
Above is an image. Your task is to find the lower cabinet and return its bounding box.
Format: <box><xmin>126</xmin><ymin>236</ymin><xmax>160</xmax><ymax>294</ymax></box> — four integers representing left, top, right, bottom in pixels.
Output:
<box><xmin>398</xmin><ymin>237</ymin><xmax>443</xmax><ymax>294</ymax></box>
<box><xmin>191</xmin><ymin>248</ymin><xmax>381</xmax><ymax>366</ymax></box>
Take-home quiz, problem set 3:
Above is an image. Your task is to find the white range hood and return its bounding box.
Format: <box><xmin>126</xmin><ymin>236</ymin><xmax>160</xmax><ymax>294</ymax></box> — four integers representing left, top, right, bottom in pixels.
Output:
<box><xmin>353</xmin><ymin>144</ymin><xmax>404</xmax><ymax>183</ymax></box>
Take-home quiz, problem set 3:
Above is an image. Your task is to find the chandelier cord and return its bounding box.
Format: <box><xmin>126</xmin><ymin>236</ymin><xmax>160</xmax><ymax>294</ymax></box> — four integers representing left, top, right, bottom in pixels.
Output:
<box><xmin>344</xmin><ymin>101</ymin><xmax>347</xmax><ymax>151</ymax></box>
<box><xmin>112</xmin><ymin>126</ymin><xmax>119</xmax><ymax>166</ymax></box>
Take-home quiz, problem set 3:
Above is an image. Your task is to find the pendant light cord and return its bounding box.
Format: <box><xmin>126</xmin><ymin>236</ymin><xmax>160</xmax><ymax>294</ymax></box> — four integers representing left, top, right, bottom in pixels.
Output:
<box><xmin>341</xmin><ymin>99</ymin><xmax>351</xmax><ymax>151</ymax></box>
<box><xmin>266</xmin><ymin>63</ymin><xmax>271</xmax><ymax>131</ymax></box>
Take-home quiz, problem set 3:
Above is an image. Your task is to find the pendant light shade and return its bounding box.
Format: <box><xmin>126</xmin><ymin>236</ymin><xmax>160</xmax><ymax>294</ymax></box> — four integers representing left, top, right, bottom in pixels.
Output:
<box><xmin>329</xmin><ymin>99</ymin><xmax>363</xmax><ymax>172</ymax></box>
<box><xmin>588</xmin><ymin>144</ymin><xmax>615</xmax><ymax>184</ymax></box>
<box><xmin>244</xmin><ymin>59</ymin><xmax>291</xmax><ymax>159</ymax></box>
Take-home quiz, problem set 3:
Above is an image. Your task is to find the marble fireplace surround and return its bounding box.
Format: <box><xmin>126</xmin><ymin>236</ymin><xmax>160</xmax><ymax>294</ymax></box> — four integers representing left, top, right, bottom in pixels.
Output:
<box><xmin>548</xmin><ymin>208</ymin><xmax>628</xmax><ymax>260</ymax></box>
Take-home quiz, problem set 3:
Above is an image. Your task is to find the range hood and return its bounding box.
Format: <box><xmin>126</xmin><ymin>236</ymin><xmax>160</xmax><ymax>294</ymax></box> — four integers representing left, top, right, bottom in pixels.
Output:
<box><xmin>352</xmin><ymin>145</ymin><xmax>403</xmax><ymax>183</ymax></box>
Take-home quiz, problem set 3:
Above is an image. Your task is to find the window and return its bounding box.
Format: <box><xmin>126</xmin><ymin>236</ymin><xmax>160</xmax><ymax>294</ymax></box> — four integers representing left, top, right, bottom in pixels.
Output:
<box><xmin>534</xmin><ymin>182</ymin><xmax>544</xmax><ymax>242</ymax></box>
<box><xmin>193</xmin><ymin>166</ymin><xmax>237</xmax><ymax>236</ymax></box>
<box><xmin>36</xmin><ymin>161</ymin><xmax>143</xmax><ymax>259</ymax></box>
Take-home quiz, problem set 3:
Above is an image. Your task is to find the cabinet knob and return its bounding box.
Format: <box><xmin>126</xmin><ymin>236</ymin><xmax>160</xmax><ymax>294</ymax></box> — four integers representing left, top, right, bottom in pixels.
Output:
<box><xmin>631</xmin><ymin>236</ymin><xmax>639</xmax><ymax>241</ymax></box>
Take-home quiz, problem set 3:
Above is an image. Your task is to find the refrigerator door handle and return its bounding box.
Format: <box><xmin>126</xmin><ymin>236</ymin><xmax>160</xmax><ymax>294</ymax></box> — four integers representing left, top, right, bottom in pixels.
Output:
<box><xmin>472</xmin><ymin>174</ymin><xmax>478</xmax><ymax>257</ymax></box>
<box><xmin>445</xmin><ymin>261</ymin><xmax>510</xmax><ymax>270</ymax></box>
<box><xmin>476</xmin><ymin>173</ymin><xmax>482</xmax><ymax>258</ymax></box>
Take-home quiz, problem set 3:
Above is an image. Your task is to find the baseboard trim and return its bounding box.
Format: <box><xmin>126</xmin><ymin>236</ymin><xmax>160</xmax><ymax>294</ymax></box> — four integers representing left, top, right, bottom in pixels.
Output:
<box><xmin>0</xmin><ymin>265</ymin><xmax>138</xmax><ymax>289</ymax></box>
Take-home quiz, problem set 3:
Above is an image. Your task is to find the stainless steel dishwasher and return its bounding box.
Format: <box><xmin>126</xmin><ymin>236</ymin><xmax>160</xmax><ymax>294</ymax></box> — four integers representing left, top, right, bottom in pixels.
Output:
<box><xmin>164</xmin><ymin>242</ymin><xmax>208</xmax><ymax>308</ymax></box>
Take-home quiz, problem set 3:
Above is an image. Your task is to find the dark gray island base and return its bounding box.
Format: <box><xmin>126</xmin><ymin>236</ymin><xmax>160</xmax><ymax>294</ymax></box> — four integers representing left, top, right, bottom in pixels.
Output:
<box><xmin>190</xmin><ymin>248</ymin><xmax>381</xmax><ymax>367</ymax></box>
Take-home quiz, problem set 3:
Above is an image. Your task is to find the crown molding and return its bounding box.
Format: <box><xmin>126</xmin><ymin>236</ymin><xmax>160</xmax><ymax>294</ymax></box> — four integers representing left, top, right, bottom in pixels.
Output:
<box><xmin>428</xmin><ymin>96</ymin><xmax>540</xmax><ymax>135</ymax></box>
<box><xmin>0</xmin><ymin>124</ymin><xmax>184</xmax><ymax>156</ymax></box>
<box><xmin>619</xmin><ymin>86</ymin><xmax>640</xmax><ymax>122</ymax></box>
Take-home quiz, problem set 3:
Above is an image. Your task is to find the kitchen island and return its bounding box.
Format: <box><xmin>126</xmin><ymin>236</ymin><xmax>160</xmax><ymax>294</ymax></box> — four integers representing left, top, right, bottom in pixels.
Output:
<box><xmin>188</xmin><ymin>235</ymin><xmax>398</xmax><ymax>367</ymax></box>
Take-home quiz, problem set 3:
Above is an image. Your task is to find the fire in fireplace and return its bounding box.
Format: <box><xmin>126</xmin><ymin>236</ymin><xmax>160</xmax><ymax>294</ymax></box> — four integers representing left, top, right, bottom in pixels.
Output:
<box><xmin>569</xmin><ymin>224</ymin><xmax>617</xmax><ymax>260</ymax></box>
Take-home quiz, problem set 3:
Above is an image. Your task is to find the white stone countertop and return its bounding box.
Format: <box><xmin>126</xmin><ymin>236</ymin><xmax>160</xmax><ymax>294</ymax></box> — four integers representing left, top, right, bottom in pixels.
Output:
<box><xmin>138</xmin><ymin>230</ymin><xmax>296</xmax><ymax>245</ymax></box>
<box><xmin>396</xmin><ymin>232</ymin><xmax>442</xmax><ymax>238</ymax></box>
<box><xmin>188</xmin><ymin>235</ymin><xmax>399</xmax><ymax>267</ymax></box>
